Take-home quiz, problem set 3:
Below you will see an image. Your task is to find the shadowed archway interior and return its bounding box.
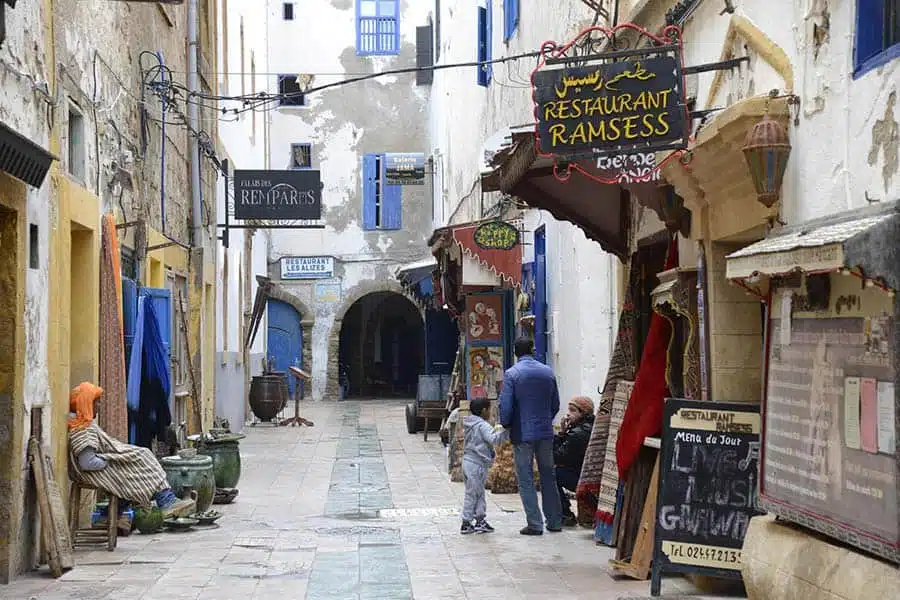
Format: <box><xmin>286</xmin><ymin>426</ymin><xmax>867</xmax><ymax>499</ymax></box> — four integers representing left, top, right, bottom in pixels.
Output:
<box><xmin>338</xmin><ymin>291</ymin><xmax>424</xmax><ymax>399</ymax></box>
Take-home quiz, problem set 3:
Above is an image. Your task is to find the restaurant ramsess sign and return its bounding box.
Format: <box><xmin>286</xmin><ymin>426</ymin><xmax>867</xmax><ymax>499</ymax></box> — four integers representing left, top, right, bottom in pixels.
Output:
<box><xmin>531</xmin><ymin>56</ymin><xmax>687</xmax><ymax>158</ymax></box>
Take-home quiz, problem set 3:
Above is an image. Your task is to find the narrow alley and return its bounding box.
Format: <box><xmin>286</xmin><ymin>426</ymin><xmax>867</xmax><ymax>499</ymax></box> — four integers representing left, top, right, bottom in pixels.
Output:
<box><xmin>1</xmin><ymin>402</ymin><xmax>723</xmax><ymax>600</ymax></box>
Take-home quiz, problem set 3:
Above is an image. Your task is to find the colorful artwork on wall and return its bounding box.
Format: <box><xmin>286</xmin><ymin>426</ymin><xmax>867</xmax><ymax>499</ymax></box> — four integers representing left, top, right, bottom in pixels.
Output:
<box><xmin>468</xmin><ymin>346</ymin><xmax>504</xmax><ymax>401</ymax></box>
<box><xmin>465</xmin><ymin>294</ymin><xmax>503</xmax><ymax>344</ymax></box>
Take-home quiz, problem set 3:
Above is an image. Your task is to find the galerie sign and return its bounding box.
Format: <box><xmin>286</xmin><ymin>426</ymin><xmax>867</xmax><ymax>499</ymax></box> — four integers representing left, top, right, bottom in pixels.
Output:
<box><xmin>532</xmin><ymin>56</ymin><xmax>687</xmax><ymax>158</ymax></box>
<box><xmin>281</xmin><ymin>256</ymin><xmax>334</xmax><ymax>280</ymax></box>
<box><xmin>233</xmin><ymin>170</ymin><xmax>322</xmax><ymax>220</ymax></box>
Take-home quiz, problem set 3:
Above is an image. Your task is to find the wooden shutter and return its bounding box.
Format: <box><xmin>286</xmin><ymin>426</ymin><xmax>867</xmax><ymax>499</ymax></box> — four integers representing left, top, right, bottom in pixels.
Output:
<box><xmin>362</xmin><ymin>154</ymin><xmax>377</xmax><ymax>230</ymax></box>
<box><xmin>435</xmin><ymin>0</ymin><xmax>441</xmax><ymax>61</ymax></box>
<box><xmin>855</xmin><ymin>0</ymin><xmax>886</xmax><ymax>69</ymax></box>
<box><xmin>485</xmin><ymin>0</ymin><xmax>492</xmax><ymax>84</ymax></box>
<box><xmin>477</xmin><ymin>6</ymin><xmax>487</xmax><ymax>86</ymax></box>
<box><xmin>144</xmin><ymin>287</ymin><xmax>172</xmax><ymax>367</ymax></box>
<box><xmin>416</xmin><ymin>24</ymin><xmax>434</xmax><ymax>85</ymax></box>
<box><xmin>504</xmin><ymin>0</ymin><xmax>518</xmax><ymax>42</ymax></box>
<box><xmin>381</xmin><ymin>157</ymin><xmax>403</xmax><ymax>230</ymax></box>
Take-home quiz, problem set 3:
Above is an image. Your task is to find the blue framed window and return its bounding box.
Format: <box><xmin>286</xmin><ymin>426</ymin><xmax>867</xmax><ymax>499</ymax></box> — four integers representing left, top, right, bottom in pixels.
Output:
<box><xmin>477</xmin><ymin>1</ymin><xmax>492</xmax><ymax>86</ymax></box>
<box><xmin>503</xmin><ymin>0</ymin><xmax>518</xmax><ymax>42</ymax></box>
<box><xmin>290</xmin><ymin>143</ymin><xmax>312</xmax><ymax>169</ymax></box>
<box><xmin>356</xmin><ymin>0</ymin><xmax>400</xmax><ymax>56</ymax></box>
<box><xmin>361</xmin><ymin>153</ymin><xmax>402</xmax><ymax>230</ymax></box>
<box><xmin>854</xmin><ymin>0</ymin><xmax>900</xmax><ymax>78</ymax></box>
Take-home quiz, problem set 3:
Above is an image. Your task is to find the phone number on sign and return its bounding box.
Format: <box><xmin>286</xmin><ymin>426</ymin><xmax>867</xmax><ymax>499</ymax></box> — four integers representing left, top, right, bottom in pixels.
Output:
<box><xmin>662</xmin><ymin>541</ymin><xmax>742</xmax><ymax>569</ymax></box>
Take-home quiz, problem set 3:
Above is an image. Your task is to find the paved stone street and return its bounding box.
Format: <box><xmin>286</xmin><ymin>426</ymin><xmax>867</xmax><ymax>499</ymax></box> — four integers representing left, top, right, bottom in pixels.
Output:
<box><xmin>1</xmin><ymin>401</ymin><xmax>739</xmax><ymax>600</ymax></box>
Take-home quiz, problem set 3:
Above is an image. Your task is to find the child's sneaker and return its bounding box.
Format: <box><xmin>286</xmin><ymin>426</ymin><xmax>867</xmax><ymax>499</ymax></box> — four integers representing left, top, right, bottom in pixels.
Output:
<box><xmin>460</xmin><ymin>520</ymin><xmax>476</xmax><ymax>535</ymax></box>
<box><xmin>474</xmin><ymin>519</ymin><xmax>494</xmax><ymax>533</ymax></box>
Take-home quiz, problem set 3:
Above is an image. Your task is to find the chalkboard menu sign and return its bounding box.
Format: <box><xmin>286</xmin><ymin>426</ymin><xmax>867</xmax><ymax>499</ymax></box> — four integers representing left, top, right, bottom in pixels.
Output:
<box><xmin>651</xmin><ymin>398</ymin><xmax>764</xmax><ymax>596</ymax></box>
<box><xmin>762</xmin><ymin>280</ymin><xmax>898</xmax><ymax>563</ymax></box>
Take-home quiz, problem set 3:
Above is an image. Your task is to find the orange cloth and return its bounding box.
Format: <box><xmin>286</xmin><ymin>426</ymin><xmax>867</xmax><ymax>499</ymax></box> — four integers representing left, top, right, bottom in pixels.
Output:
<box><xmin>103</xmin><ymin>213</ymin><xmax>124</xmax><ymax>345</ymax></box>
<box><xmin>68</xmin><ymin>382</ymin><xmax>104</xmax><ymax>432</ymax></box>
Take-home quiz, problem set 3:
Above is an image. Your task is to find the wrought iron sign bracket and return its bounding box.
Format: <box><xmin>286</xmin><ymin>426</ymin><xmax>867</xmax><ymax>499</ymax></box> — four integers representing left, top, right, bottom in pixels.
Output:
<box><xmin>682</xmin><ymin>56</ymin><xmax>749</xmax><ymax>75</ymax></box>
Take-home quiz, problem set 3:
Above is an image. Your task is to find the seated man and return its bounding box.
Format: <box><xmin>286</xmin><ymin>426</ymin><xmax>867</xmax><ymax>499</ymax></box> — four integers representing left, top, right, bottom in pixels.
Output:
<box><xmin>553</xmin><ymin>396</ymin><xmax>595</xmax><ymax>526</ymax></box>
<box><xmin>68</xmin><ymin>382</ymin><xmax>195</xmax><ymax>518</ymax></box>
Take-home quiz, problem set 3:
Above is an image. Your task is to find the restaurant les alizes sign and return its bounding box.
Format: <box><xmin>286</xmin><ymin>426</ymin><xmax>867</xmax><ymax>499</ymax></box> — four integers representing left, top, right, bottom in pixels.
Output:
<box><xmin>532</xmin><ymin>56</ymin><xmax>687</xmax><ymax>157</ymax></box>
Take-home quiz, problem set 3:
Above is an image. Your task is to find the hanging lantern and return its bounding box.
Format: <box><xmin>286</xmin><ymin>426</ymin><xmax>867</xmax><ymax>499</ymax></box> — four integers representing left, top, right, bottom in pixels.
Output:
<box><xmin>742</xmin><ymin>115</ymin><xmax>792</xmax><ymax>208</ymax></box>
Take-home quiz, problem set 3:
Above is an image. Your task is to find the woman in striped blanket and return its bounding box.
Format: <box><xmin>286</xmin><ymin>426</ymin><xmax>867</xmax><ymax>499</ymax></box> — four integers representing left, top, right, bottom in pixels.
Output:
<box><xmin>68</xmin><ymin>382</ymin><xmax>195</xmax><ymax>517</ymax></box>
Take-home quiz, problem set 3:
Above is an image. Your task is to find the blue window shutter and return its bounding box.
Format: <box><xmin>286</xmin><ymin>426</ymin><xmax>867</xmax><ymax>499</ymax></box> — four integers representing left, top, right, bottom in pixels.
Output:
<box><xmin>362</xmin><ymin>154</ymin><xmax>377</xmax><ymax>230</ymax></box>
<box><xmin>485</xmin><ymin>0</ymin><xmax>493</xmax><ymax>84</ymax></box>
<box><xmin>382</xmin><ymin>161</ymin><xmax>402</xmax><ymax>230</ymax></box>
<box><xmin>122</xmin><ymin>278</ymin><xmax>138</xmax><ymax>368</ymax></box>
<box><xmin>504</xmin><ymin>0</ymin><xmax>518</xmax><ymax>42</ymax></box>
<box><xmin>477</xmin><ymin>7</ymin><xmax>487</xmax><ymax>86</ymax></box>
<box><xmin>855</xmin><ymin>0</ymin><xmax>886</xmax><ymax>68</ymax></box>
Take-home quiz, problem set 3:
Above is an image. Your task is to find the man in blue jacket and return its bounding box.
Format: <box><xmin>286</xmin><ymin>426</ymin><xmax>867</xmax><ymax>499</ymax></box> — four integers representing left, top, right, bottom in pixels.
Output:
<box><xmin>499</xmin><ymin>337</ymin><xmax>563</xmax><ymax>535</ymax></box>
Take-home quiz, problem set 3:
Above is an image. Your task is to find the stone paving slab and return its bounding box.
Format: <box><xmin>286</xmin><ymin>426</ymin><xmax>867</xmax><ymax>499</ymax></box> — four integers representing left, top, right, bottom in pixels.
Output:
<box><xmin>0</xmin><ymin>400</ymin><xmax>740</xmax><ymax>600</ymax></box>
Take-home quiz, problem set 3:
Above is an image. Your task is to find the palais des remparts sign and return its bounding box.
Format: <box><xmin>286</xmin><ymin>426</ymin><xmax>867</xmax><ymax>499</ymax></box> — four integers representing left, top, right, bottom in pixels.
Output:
<box><xmin>233</xmin><ymin>169</ymin><xmax>323</xmax><ymax>221</ymax></box>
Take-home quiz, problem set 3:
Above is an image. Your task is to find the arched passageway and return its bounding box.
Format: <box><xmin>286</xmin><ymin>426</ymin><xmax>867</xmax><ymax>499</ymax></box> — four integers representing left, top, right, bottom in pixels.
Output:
<box><xmin>338</xmin><ymin>292</ymin><xmax>423</xmax><ymax>398</ymax></box>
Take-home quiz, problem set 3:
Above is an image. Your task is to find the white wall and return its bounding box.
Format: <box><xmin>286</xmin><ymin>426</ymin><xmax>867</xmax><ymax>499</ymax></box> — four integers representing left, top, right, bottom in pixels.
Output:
<box><xmin>680</xmin><ymin>0</ymin><xmax>899</xmax><ymax>224</ymax></box>
<box><xmin>430</xmin><ymin>0</ymin><xmax>619</xmax><ymax>410</ymax></box>
<box><xmin>0</xmin><ymin>0</ymin><xmax>54</xmax><ymax>462</ymax></box>
<box><xmin>263</xmin><ymin>0</ymin><xmax>435</xmax><ymax>400</ymax></box>
<box><xmin>216</xmin><ymin>0</ymin><xmax>270</xmax><ymax>427</ymax></box>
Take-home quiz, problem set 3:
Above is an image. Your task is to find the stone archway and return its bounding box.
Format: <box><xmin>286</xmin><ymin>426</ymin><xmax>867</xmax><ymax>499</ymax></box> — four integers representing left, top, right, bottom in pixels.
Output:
<box><xmin>325</xmin><ymin>279</ymin><xmax>423</xmax><ymax>400</ymax></box>
<box><xmin>266</xmin><ymin>284</ymin><xmax>314</xmax><ymax>381</ymax></box>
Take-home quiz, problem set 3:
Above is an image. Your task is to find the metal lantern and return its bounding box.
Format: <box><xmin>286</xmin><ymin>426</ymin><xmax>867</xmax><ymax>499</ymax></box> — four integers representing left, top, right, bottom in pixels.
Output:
<box><xmin>742</xmin><ymin>115</ymin><xmax>791</xmax><ymax>208</ymax></box>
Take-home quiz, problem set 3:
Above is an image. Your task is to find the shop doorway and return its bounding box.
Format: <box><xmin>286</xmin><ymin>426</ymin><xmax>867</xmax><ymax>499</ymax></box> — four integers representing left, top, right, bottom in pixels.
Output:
<box><xmin>266</xmin><ymin>299</ymin><xmax>303</xmax><ymax>397</ymax></box>
<box><xmin>338</xmin><ymin>292</ymin><xmax>423</xmax><ymax>398</ymax></box>
<box><xmin>69</xmin><ymin>226</ymin><xmax>94</xmax><ymax>385</ymax></box>
<box><xmin>0</xmin><ymin>205</ymin><xmax>18</xmax><ymax>582</ymax></box>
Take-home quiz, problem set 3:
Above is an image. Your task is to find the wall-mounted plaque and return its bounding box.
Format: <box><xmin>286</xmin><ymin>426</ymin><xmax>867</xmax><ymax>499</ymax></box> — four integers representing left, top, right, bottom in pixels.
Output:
<box><xmin>762</xmin><ymin>277</ymin><xmax>898</xmax><ymax>563</ymax></box>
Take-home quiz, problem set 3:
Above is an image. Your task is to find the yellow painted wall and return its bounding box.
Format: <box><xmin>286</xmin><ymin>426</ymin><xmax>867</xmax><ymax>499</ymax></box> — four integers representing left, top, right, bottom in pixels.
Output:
<box><xmin>49</xmin><ymin>176</ymin><xmax>100</xmax><ymax>476</ymax></box>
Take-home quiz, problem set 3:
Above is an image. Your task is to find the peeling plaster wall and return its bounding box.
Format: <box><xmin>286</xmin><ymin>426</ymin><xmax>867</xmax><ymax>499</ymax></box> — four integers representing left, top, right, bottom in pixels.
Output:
<box><xmin>429</xmin><ymin>1</ymin><xmax>619</xmax><ymax>408</ymax></box>
<box><xmin>680</xmin><ymin>0</ymin><xmax>900</xmax><ymax>224</ymax></box>
<box><xmin>0</xmin><ymin>0</ymin><xmax>53</xmax><ymax>580</ymax></box>
<box><xmin>215</xmin><ymin>0</ymin><xmax>270</xmax><ymax>429</ymax></box>
<box><xmin>263</xmin><ymin>0</ymin><xmax>433</xmax><ymax>401</ymax></box>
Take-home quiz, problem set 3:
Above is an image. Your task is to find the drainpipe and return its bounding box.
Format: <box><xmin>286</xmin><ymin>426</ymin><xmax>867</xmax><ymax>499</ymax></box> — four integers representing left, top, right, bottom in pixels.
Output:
<box><xmin>187</xmin><ymin>0</ymin><xmax>203</xmax><ymax>247</ymax></box>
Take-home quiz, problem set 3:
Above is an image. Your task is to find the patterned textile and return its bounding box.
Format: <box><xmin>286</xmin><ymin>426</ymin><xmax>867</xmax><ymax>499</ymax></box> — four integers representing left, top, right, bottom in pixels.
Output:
<box><xmin>615</xmin><ymin>236</ymin><xmax>678</xmax><ymax>479</ymax></box>
<box><xmin>574</xmin><ymin>259</ymin><xmax>639</xmax><ymax>530</ymax></box>
<box><xmin>595</xmin><ymin>381</ymin><xmax>634</xmax><ymax>540</ymax></box>
<box><xmin>69</xmin><ymin>423</ymin><xmax>169</xmax><ymax>506</ymax></box>
<box><xmin>98</xmin><ymin>213</ymin><xmax>128</xmax><ymax>441</ymax></box>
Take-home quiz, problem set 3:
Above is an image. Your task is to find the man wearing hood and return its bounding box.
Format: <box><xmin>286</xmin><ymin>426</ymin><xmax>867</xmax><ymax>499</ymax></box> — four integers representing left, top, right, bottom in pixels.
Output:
<box><xmin>553</xmin><ymin>396</ymin><xmax>595</xmax><ymax>526</ymax></box>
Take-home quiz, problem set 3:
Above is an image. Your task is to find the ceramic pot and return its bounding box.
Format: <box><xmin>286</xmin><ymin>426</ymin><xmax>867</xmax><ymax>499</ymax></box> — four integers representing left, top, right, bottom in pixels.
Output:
<box><xmin>249</xmin><ymin>374</ymin><xmax>288</xmax><ymax>421</ymax></box>
<box><xmin>197</xmin><ymin>435</ymin><xmax>244</xmax><ymax>489</ymax></box>
<box><xmin>160</xmin><ymin>454</ymin><xmax>216</xmax><ymax>512</ymax></box>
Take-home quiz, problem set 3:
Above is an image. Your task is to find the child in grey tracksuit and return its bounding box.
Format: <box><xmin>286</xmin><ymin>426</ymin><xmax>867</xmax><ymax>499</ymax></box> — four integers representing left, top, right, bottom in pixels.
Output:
<box><xmin>461</xmin><ymin>397</ymin><xmax>509</xmax><ymax>534</ymax></box>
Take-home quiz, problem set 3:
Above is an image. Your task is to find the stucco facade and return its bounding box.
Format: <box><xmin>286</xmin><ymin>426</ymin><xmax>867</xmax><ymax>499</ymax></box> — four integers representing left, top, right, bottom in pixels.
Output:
<box><xmin>263</xmin><ymin>0</ymin><xmax>434</xmax><ymax>401</ymax></box>
<box><xmin>0</xmin><ymin>0</ymin><xmax>220</xmax><ymax>582</ymax></box>
<box><xmin>428</xmin><ymin>0</ymin><xmax>621</xmax><ymax>407</ymax></box>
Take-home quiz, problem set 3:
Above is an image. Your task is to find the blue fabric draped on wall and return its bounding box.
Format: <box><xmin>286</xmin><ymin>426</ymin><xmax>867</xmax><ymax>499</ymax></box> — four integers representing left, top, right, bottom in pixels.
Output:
<box><xmin>126</xmin><ymin>293</ymin><xmax>172</xmax><ymax>446</ymax></box>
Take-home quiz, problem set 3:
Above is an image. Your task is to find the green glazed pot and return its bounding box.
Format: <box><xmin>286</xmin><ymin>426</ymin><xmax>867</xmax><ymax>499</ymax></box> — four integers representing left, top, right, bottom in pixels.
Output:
<box><xmin>160</xmin><ymin>454</ymin><xmax>216</xmax><ymax>512</ymax></box>
<box><xmin>197</xmin><ymin>436</ymin><xmax>243</xmax><ymax>489</ymax></box>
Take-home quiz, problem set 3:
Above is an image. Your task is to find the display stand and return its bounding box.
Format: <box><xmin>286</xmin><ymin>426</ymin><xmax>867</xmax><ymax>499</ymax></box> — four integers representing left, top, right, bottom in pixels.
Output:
<box><xmin>280</xmin><ymin>366</ymin><xmax>314</xmax><ymax>427</ymax></box>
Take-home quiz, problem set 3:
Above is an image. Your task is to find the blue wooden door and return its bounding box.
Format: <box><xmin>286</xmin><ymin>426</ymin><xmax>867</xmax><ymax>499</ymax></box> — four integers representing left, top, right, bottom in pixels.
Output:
<box><xmin>424</xmin><ymin>308</ymin><xmax>459</xmax><ymax>375</ymax></box>
<box><xmin>534</xmin><ymin>226</ymin><xmax>548</xmax><ymax>363</ymax></box>
<box><xmin>267</xmin><ymin>299</ymin><xmax>303</xmax><ymax>397</ymax></box>
<box><xmin>143</xmin><ymin>287</ymin><xmax>171</xmax><ymax>366</ymax></box>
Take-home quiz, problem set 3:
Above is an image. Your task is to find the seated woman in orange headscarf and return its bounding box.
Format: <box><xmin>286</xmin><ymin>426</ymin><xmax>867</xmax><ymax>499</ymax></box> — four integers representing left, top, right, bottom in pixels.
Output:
<box><xmin>68</xmin><ymin>382</ymin><xmax>194</xmax><ymax>517</ymax></box>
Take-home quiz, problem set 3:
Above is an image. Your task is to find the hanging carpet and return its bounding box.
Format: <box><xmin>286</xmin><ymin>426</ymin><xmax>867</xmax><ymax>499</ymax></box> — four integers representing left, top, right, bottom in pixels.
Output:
<box><xmin>98</xmin><ymin>213</ymin><xmax>128</xmax><ymax>441</ymax></box>
<box><xmin>615</xmin><ymin>235</ymin><xmax>678</xmax><ymax>479</ymax></box>
<box><xmin>575</xmin><ymin>257</ymin><xmax>638</xmax><ymax>540</ymax></box>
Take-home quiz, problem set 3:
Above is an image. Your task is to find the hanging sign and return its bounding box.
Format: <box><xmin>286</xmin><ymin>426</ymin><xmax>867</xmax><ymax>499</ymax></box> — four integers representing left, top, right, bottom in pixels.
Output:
<box><xmin>384</xmin><ymin>153</ymin><xmax>425</xmax><ymax>185</ymax></box>
<box><xmin>651</xmin><ymin>398</ymin><xmax>764</xmax><ymax>595</ymax></box>
<box><xmin>233</xmin><ymin>169</ymin><xmax>322</xmax><ymax>220</ymax></box>
<box><xmin>473</xmin><ymin>221</ymin><xmax>520</xmax><ymax>251</ymax></box>
<box><xmin>280</xmin><ymin>256</ymin><xmax>334</xmax><ymax>280</ymax></box>
<box><xmin>532</xmin><ymin>56</ymin><xmax>687</xmax><ymax>158</ymax></box>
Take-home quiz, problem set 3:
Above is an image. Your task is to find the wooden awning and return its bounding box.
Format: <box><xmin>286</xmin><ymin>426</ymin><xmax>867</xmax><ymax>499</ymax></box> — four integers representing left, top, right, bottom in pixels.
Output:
<box><xmin>481</xmin><ymin>129</ymin><xmax>665</xmax><ymax>261</ymax></box>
